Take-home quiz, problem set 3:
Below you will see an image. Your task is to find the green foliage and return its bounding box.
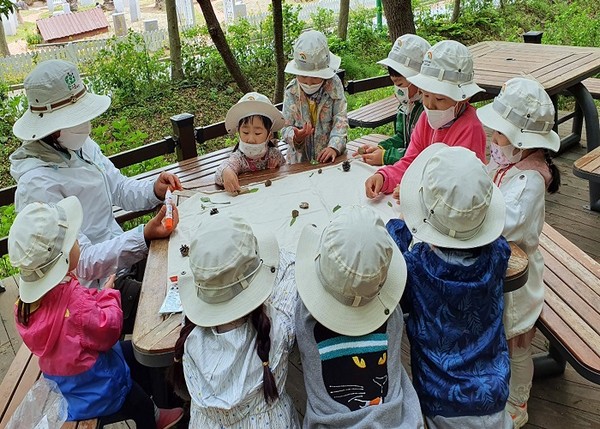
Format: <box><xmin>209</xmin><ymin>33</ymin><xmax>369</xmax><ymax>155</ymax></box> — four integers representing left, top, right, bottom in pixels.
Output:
<box><xmin>25</xmin><ymin>32</ymin><xmax>43</xmax><ymax>47</ymax></box>
<box><xmin>543</xmin><ymin>0</ymin><xmax>600</xmax><ymax>47</ymax></box>
<box><xmin>310</xmin><ymin>8</ymin><xmax>336</xmax><ymax>35</ymax></box>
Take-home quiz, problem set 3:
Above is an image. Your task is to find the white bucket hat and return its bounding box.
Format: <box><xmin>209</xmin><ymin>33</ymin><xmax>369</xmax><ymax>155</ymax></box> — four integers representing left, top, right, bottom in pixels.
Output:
<box><xmin>8</xmin><ymin>196</ymin><xmax>83</xmax><ymax>303</ymax></box>
<box><xmin>407</xmin><ymin>40</ymin><xmax>484</xmax><ymax>101</ymax></box>
<box><xmin>13</xmin><ymin>60</ymin><xmax>111</xmax><ymax>141</ymax></box>
<box><xmin>179</xmin><ymin>214</ymin><xmax>279</xmax><ymax>327</ymax></box>
<box><xmin>377</xmin><ymin>34</ymin><xmax>431</xmax><ymax>78</ymax></box>
<box><xmin>284</xmin><ymin>30</ymin><xmax>342</xmax><ymax>80</ymax></box>
<box><xmin>401</xmin><ymin>144</ymin><xmax>506</xmax><ymax>249</ymax></box>
<box><xmin>296</xmin><ymin>206</ymin><xmax>407</xmax><ymax>337</ymax></box>
<box><xmin>477</xmin><ymin>77</ymin><xmax>560</xmax><ymax>152</ymax></box>
<box><xmin>224</xmin><ymin>92</ymin><xmax>285</xmax><ymax>134</ymax></box>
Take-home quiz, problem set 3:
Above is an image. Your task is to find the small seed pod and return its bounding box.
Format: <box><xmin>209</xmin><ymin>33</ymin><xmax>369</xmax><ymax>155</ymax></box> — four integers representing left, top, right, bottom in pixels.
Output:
<box><xmin>342</xmin><ymin>160</ymin><xmax>351</xmax><ymax>172</ymax></box>
<box><xmin>210</xmin><ymin>208</ymin><xmax>219</xmax><ymax>215</ymax></box>
<box><xmin>318</xmin><ymin>168</ymin><xmax>323</xmax><ymax>174</ymax></box>
<box><xmin>299</xmin><ymin>202</ymin><xmax>309</xmax><ymax>209</ymax></box>
<box><xmin>292</xmin><ymin>209</ymin><xmax>299</xmax><ymax>218</ymax></box>
<box><xmin>265</xmin><ymin>179</ymin><xmax>272</xmax><ymax>187</ymax></box>
<box><xmin>357</xmin><ymin>147</ymin><xmax>366</xmax><ymax>155</ymax></box>
<box><xmin>179</xmin><ymin>244</ymin><xmax>189</xmax><ymax>257</ymax></box>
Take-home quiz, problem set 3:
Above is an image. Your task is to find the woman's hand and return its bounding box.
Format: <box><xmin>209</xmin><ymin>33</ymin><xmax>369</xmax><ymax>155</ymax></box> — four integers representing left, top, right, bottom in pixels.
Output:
<box><xmin>154</xmin><ymin>172</ymin><xmax>182</xmax><ymax>199</ymax></box>
<box><xmin>144</xmin><ymin>205</ymin><xmax>179</xmax><ymax>242</ymax></box>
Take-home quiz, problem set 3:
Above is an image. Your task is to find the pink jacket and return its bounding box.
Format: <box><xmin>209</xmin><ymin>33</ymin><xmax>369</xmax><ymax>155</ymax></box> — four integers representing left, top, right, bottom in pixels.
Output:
<box><xmin>15</xmin><ymin>277</ymin><xmax>123</xmax><ymax>376</ymax></box>
<box><xmin>377</xmin><ymin>104</ymin><xmax>486</xmax><ymax>193</ymax></box>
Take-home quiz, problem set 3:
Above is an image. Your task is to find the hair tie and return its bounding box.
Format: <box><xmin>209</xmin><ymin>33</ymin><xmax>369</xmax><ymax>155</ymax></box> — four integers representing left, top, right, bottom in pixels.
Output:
<box><xmin>262</xmin><ymin>361</ymin><xmax>269</xmax><ymax>367</ymax></box>
<box><xmin>174</xmin><ymin>357</ymin><xmax>181</xmax><ymax>363</ymax></box>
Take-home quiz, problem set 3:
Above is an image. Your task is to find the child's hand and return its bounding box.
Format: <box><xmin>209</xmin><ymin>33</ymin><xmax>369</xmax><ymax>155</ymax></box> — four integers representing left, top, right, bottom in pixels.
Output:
<box><xmin>293</xmin><ymin>123</ymin><xmax>314</xmax><ymax>143</ymax></box>
<box><xmin>393</xmin><ymin>184</ymin><xmax>401</xmax><ymax>205</ymax></box>
<box><xmin>222</xmin><ymin>168</ymin><xmax>241</xmax><ymax>193</ymax></box>
<box><xmin>356</xmin><ymin>146</ymin><xmax>384</xmax><ymax>166</ymax></box>
<box><xmin>317</xmin><ymin>147</ymin><xmax>337</xmax><ymax>163</ymax></box>
<box><xmin>103</xmin><ymin>274</ymin><xmax>116</xmax><ymax>290</ymax></box>
<box><xmin>144</xmin><ymin>204</ymin><xmax>180</xmax><ymax>241</ymax></box>
<box><xmin>365</xmin><ymin>173</ymin><xmax>385</xmax><ymax>199</ymax></box>
<box><xmin>268</xmin><ymin>157</ymin><xmax>280</xmax><ymax>169</ymax></box>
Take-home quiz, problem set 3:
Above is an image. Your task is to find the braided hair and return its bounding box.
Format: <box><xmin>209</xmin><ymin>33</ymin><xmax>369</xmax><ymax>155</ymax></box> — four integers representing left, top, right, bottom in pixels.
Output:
<box><xmin>544</xmin><ymin>149</ymin><xmax>561</xmax><ymax>194</ymax></box>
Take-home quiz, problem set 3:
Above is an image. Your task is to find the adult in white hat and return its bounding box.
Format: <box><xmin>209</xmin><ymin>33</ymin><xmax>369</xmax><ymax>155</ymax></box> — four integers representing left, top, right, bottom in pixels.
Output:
<box><xmin>294</xmin><ymin>206</ymin><xmax>424</xmax><ymax>428</ymax></box>
<box><xmin>281</xmin><ymin>29</ymin><xmax>348</xmax><ymax>164</ymax></box>
<box><xmin>10</xmin><ymin>60</ymin><xmax>181</xmax><ymax>329</ymax></box>
<box><xmin>355</xmin><ymin>34</ymin><xmax>431</xmax><ymax>166</ymax></box>
<box><xmin>365</xmin><ymin>40</ymin><xmax>487</xmax><ymax>201</ymax></box>
<box><xmin>477</xmin><ymin>76</ymin><xmax>561</xmax><ymax>429</ymax></box>
<box><xmin>173</xmin><ymin>213</ymin><xmax>300</xmax><ymax>428</ymax></box>
<box><xmin>215</xmin><ymin>92</ymin><xmax>286</xmax><ymax>194</ymax></box>
<box><xmin>386</xmin><ymin>144</ymin><xmax>512</xmax><ymax>429</ymax></box>
<box><xmin>10</xmin><ymin>197</ymin><xmax>183</xmax><ymax>428</ymax></box>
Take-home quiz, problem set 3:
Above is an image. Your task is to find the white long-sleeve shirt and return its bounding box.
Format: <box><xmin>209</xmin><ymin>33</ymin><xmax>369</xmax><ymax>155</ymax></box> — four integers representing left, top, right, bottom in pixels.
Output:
<box><xmin>10</xmin><ymin>138</ymin><xmax>162</xmax><ymax>287</ymax></box>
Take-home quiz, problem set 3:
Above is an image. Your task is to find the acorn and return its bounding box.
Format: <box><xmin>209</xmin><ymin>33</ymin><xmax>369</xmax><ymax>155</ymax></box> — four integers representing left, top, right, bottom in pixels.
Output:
<box><xmin>265</xmin><ymin>179</ymin><xmax>272</xmax><ymax>187</ymax></box>
<box><xmin>357</xmin><ymin>147</ymin><xmax>366</xmax><ymax>155</ymax></box>
<box><xmin>292</xmin><ymin>209</ymin><xmax>299</xmax><ymax>218</ymax></box>
<box><xmin>318</xmin><ymin>168</ymin><xmax>323</xmax><ymax>174</ymax></box>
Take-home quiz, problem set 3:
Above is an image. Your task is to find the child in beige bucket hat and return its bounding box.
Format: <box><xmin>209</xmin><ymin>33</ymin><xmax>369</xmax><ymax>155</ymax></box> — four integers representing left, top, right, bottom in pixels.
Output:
<box><xmin>282</xmin><ymin>30</ymin><xmax>348</xmax><ymax>164</ymax></box>
<box><xmin>365</xmin><ymin>40</ymin><xmax>487</xmax><ymax>202</ymax></box>
<box><xmin>386</xmin><ymin>144</ymin><xmax>512</xmax><ymax>429</ymax></box>
<box><xmin>477</xmin><ymin>76</ymin><xmax>562</xmax><ymax>429</ymax></box>
<box><xmin>294</xmin><ymin>206</ymin><xmax>425</xmax><ymax>428</ymax></box>
<box><xmin>171</xmin><ymin>213</ymin><xmax>301</xmax><ymax>428</ymax></box>
<box><xmin>10</xmin><ymin>196</ymin><xmax>183</xmax><ymax>428</ymax></box>
<box><xmin>355</xmin><ymin>34</ymin><xmax>431</xmax><ymax>166</ymax></box>
<box><xmin>215</xmin><ymin>92</ymin><xmax>287</xmax><ymax>194</ymax></box>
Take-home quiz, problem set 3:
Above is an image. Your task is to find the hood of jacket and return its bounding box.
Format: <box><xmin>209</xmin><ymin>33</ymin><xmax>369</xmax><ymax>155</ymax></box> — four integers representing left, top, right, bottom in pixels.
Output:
<box><xmin>10</xmin><ymin>140</ymin><xmax>73</xmax><ymax>183</ymax></box>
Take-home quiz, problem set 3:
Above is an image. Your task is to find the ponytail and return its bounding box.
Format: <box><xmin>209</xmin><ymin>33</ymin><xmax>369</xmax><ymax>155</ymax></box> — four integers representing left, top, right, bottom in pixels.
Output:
<box><xmin>250</xmin><ymin>304</ymin><xmax>279</xmax><ymax>404</ymax></box>
<box><xmin>544</xmin><ymin>149</ymin><xmax>561</xmax><ymax>194</ymax></box>
<box><xmin>167</xmin><ymin>317</ymin><xmax>196</xmax><ymax>400</ymax></box>
<box><xmin>17</xmin><ymin>299</ymin><xmax>31</xmax><ymax>326</ymax></box>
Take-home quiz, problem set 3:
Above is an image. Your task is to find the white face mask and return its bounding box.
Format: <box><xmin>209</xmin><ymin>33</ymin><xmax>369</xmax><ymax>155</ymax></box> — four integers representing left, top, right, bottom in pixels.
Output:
<box><xmin>57</xmin><ymin>121</ymin><xmax>91</xmax><ymax>151</ymax></box>
<box><xmin>299</xmin><ymin>82</ymin><xmax>323</xmax><ymax>95</ymax></box>
<box><xmin>394</xmin><ymin>86</ymin><xmax>411</xmax><ymax>113</ymax></box>
<box><xmin>424</xmin><ymin>105</ymin><xmax>456</xmax><ymax>130</ymax></box>
<box><xmin>238</xmin><ymin>139</ymin><xmax>268</xmax><ymax>159</ymax></box>
<box><xmin>490</xmin><ymin>141</ymin><xmax>523</xmax><ymax>166</ymax></box>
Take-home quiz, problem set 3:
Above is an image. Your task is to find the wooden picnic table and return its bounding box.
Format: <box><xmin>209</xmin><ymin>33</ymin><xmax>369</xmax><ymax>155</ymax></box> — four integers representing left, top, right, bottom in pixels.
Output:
<box><xmin>573</xmin><ymin>146</ymin><xmax>600</xmax><ymax>211</ymax></box>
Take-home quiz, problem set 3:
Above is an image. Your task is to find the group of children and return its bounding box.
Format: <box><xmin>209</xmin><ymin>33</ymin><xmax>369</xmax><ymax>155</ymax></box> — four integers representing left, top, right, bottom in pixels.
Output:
<box><xmin>8</xmin><ymin>27</ymin><xmax>563</xmax><ymax>429</ymax></box>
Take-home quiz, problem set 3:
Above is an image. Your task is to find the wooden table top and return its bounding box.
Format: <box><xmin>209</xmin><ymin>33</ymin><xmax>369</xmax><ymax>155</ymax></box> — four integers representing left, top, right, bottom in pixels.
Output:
<box><xmin>469</xmin><ymin>41</ymin><xmax>600</xmax><ymax>96</ymax></box>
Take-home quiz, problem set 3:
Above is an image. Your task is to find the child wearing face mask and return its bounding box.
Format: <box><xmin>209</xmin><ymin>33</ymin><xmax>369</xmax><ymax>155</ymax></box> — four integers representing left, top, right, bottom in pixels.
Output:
<box><xmin>215</xmin><ymin>92</ymin><xmax>287</xmax><ymax>194</ymax></box>
<box><xmin>282</xmin><ymin>29</ymin><xmax>348</xmax><ymax>164</ymax></box>
<box><xmin>354</xmin><ymin>34</ymin><xmax>430</xmax><ymax>166</ymax></box>
<box><xmin>10</xmin><ymin>197</ymin><xmax>183</xmax><ymax>429</ymax></box>
<box><xmin>477</xmin><ymin>77</ymin><xmax>561</xmax><ymax>429</ymax></box>
<box><xmin>365</xmin><ymin>40</ymin><xmax>487</xmax><ymax>199</ymax></box>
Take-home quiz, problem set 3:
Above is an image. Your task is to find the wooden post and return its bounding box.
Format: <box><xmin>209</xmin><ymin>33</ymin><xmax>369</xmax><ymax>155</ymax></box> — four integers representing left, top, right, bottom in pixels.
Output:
<box><xmin>523</xmin><ymin>31</ymin><xmax>543</xmax><ymax>44</ymax></box>
<box><xmin>171</xmin><ymin>113</ymin><xmax>197</xmax><ymax>161</ymax></box>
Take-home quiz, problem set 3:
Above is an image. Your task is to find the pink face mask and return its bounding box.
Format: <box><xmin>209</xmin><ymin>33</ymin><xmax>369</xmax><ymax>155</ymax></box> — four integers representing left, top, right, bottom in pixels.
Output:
<box><xmin>490</xmin><ymin>141</ymin><xmax>523</xmax><ymax>166</ymax></box>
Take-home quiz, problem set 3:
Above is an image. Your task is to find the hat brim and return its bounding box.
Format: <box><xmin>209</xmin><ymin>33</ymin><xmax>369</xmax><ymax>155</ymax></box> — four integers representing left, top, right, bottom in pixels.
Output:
<box><xmin>19</xmin><ymin>196</ymin><xmax>83</xmax><ymax>303</ymax></box>
<box><xmin>407</xmin><ymin>73</ymin><xmax>484</xmax><ymax>101</ymax></box>
<box><xmin>224</xmin><ymin>101</ymin><xmax>286</xmax><ymax>135</ymax></box>
<box><xmin>296</xmin><ymin>224</ymin><xmax>406</xmax><ymax>337</ymax></box>
<box><xmin>284</xmin><ymin>53</ymin><xmax>342</xmax><ymax>80</ymax></box>
<box><xmin>179</xmin><ymin>231</ymin><xmax>280</xmax><ymax>327</ymax></box>
<box><xmin>13</xmin><ymin>92</ymin><xmax>111</xmax><ymax>141</ymax></box>
<box><xmin>400</xmin><ymin>143</ymin><xmax>505</xmax><ymax>250</ymax></box>
<box><xmin>477</xmin><ymin>103</ymin><xmax>560</xmax><ymax>152</ymax></box>
<box><xmin>377</xmin><ymin>58</ymin><xmax>419</xmax><ymax>78</ymax></box>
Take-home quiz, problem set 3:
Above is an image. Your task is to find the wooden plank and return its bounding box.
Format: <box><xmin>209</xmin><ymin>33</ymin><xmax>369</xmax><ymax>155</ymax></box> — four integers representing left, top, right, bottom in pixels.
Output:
<box><xmin>542</xmin><ymin>224</ymin><xmax>600</xmax><ymax>279</ymax></box>
<box><xmin>0</xmin><ymin>354</ymin><xmax>40</xmax><ymax>428</ymax></box>
<box><xmin>0</xmin><ymin>343</ymin><xmax>32</xmax><ymax>422</ymax></box>
<box><xmin>583</xmin><ymin>77</ymin><xmax>600</xmax><ymax>97</ymax></box>
<box><xmin>73</xmin><ymin>419</ymin><xmax>99</xmax><ymax>429</ymax></box>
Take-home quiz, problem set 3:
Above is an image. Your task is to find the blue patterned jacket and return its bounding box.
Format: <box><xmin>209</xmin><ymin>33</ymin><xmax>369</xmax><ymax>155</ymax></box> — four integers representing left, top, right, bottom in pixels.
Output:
<box><xmin>387</xmin><ymin>219</ymin><xmax>510</xmax><ymax>418</ymax></box>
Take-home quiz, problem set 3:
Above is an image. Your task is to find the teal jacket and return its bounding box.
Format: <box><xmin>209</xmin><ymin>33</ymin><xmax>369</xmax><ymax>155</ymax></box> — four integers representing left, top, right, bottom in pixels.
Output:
<box><xmin>378</xmin><ymin>100</ymin><xmax>424</xmax><ymax>165</ymax></box>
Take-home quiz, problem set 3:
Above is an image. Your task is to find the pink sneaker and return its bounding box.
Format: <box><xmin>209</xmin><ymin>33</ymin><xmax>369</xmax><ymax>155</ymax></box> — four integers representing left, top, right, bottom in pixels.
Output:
<box><xmin>156</xmin><ymin>407</ymin><xmax>184</xmax><ymax>429</ymax></box>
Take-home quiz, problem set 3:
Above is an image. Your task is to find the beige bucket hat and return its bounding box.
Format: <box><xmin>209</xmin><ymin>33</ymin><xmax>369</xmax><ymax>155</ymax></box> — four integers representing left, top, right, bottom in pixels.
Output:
<box><xmin>179</xmin><ymin>214</ymin><xmax>279</xmax><ymax>327</ymax></box>
<box><xmin>13</xmin><ymin>60</ymin><xmax>111</xmax><ymax>141</ymax></box>
<box><xmin>9</xmin><ymin>196</ymin><xmax>83</xmax><ymax>303</ymax></box>
<box><xmin>477</xmin><ymin>77</ymin><xmax>560</xmax><ymax>152</ymax></box>
<box><xmin>400</xmin><ymin>144</ymin><xmax>506</xmax><ymax>249</ymax></box>
<box><xmin>296</xmin><ymin>206</ymin><xmax>406</xmax><ymax>337</ymax></box>
<box><xmin>377</xmin><ymin>34</ymin><xmax>431</xmax><ymax>78</ymax></box>
<box><xmin>285</xmin><ymin>30</ymin><xmax>342</xmax><ymax>80</ymax></box>
<box><xmin>224</xmin><ymin>92</ymin><xmax>285</xmax><ymax>134</ymax></box>
<box><xmin>407</xmin><ymin>40</ymin><xmax>484</xmax><ymax>101</ymax></box>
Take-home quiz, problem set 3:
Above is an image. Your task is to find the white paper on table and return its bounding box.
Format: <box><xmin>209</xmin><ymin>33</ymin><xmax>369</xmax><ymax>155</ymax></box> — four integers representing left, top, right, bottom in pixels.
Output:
<box><xmin>158</xmin><ymin>277</ymin><xmax>183</xmax><ymax>314</ymax></box>
<box><xmin>167</xmin><ymin>161</ymin><xmax>403</xmax><ymax>297</ymax></box>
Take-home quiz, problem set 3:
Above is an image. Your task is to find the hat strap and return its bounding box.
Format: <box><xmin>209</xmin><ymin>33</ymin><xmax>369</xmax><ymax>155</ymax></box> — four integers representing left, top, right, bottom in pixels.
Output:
<box><xmin>388</xmin><ymin>50</ymin><xmax>422</xmax><ymax>72</ymax></box>
<box><xmin>315</xmin><ymin>254</ymin><xmax>383</xmax><ymax>307</ymax></box>
<box><xmin>19</xmin><ymin>206</ymin><xmax>69</xmax><ymax>282</ymax></box>
<box><xmin>420</xmin><ymin>65</ymin><xmax>474</xmax><ymax>84</ymax></box>
<box><xmin>420</xmin><ymin>187</ymin><xmax>487</xmax><ymax>241</ymax></box>
<box><xmin>29</xmin><ymin>86</ymin><xmax>87</xmax><ymax>113</ymax></box>
<box><xmin>195</xmin><ymin>257</ymin><xmax>274</xmax><ymax>304</ymax></box>
<box><xmin>492</xmin><ymin>98</ymin><xmax>554</xmax><ymax>133</ymax></box>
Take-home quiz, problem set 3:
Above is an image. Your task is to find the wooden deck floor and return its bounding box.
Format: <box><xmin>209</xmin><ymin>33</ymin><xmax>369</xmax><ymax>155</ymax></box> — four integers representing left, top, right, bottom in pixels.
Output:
<box><xmin>0</xmin><ymin>118</ymin><xmax>599</xmax><ymax>428</ymax></box>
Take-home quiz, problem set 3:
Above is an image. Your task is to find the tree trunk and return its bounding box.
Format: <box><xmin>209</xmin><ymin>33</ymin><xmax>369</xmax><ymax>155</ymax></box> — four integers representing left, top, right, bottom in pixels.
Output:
<box><xmin>337</xmin><ymin>0</ymin><xmax>349</xmax><ymax>41</ymax></box>
<box><xmin>195</xmin><ymin>0</ymin><xmax>253</xmax><ymax>94</ymax></box>
<box><xmin>380</xmin><ymin>0</ymin><xmax>415</xmax><ymax>42</ymax></box>
<box><xmin>451</xmin><ymin>0</ymin><xmax>460</xmax><ymax>23</ymax></box>
<box><xmin>272</xmin><ymin>0</ymin><xmax>285</xmax><ymax>103</ymax></box>
<box><xmin>165</xmin><ymin>0</ymin><xmax>184</xmax><ymax>81</ymax></box>
<box><xmin>0</xmin><ymin>21</ymin><xmax>9</xmax><ymax>57</ymax></box>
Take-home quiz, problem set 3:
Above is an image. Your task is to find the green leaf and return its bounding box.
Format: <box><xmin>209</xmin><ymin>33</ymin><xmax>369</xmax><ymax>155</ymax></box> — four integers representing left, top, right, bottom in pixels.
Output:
<box><xmin>200</xmin><ymin>197</ymin><xmax>211</xmax><ymax>203</ymax></box>
<box><xmin>290</xmin><ymin>217</ymin><xmax>297</xmax><ymax>226</ymax></box>
<box><xmin>248</xmin><ymin>188</ymin><xmax>259</xmax><ymax>193</ymax></box>
<box><xmin>387</xmin><ymin>201</ymin><xmax>393</xmax><ymax>207</ymax></box>
<box><xmin>333</xmin><ymin>205</ymin><xmax>341</xmax><ymax>213</ymax></box>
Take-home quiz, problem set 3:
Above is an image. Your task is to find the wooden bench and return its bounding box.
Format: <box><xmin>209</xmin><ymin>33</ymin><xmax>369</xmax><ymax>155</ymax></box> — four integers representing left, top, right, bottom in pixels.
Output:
<box><xmin>573</xmin><ymin>146</ymin><xmax>600</xmax><ymax>211</ymax></box>
<box><xmin>0</xmin><ymin>343</ymin><xmax>99</xmax><ymax>429</ymax></box>
<box><xmin>533</xmin><ymin>223</ymin><xmax>600</xmax><ymax>384</ymax></box>
<box><xmin>582</xmin><ymin>77</ymin><xmax>600</xmax><ymax>99</ymax></box>
<box><xmin>347</xmin><ymin>95</ymin><xmax>398</xmax><ymax>128</ymax></box>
